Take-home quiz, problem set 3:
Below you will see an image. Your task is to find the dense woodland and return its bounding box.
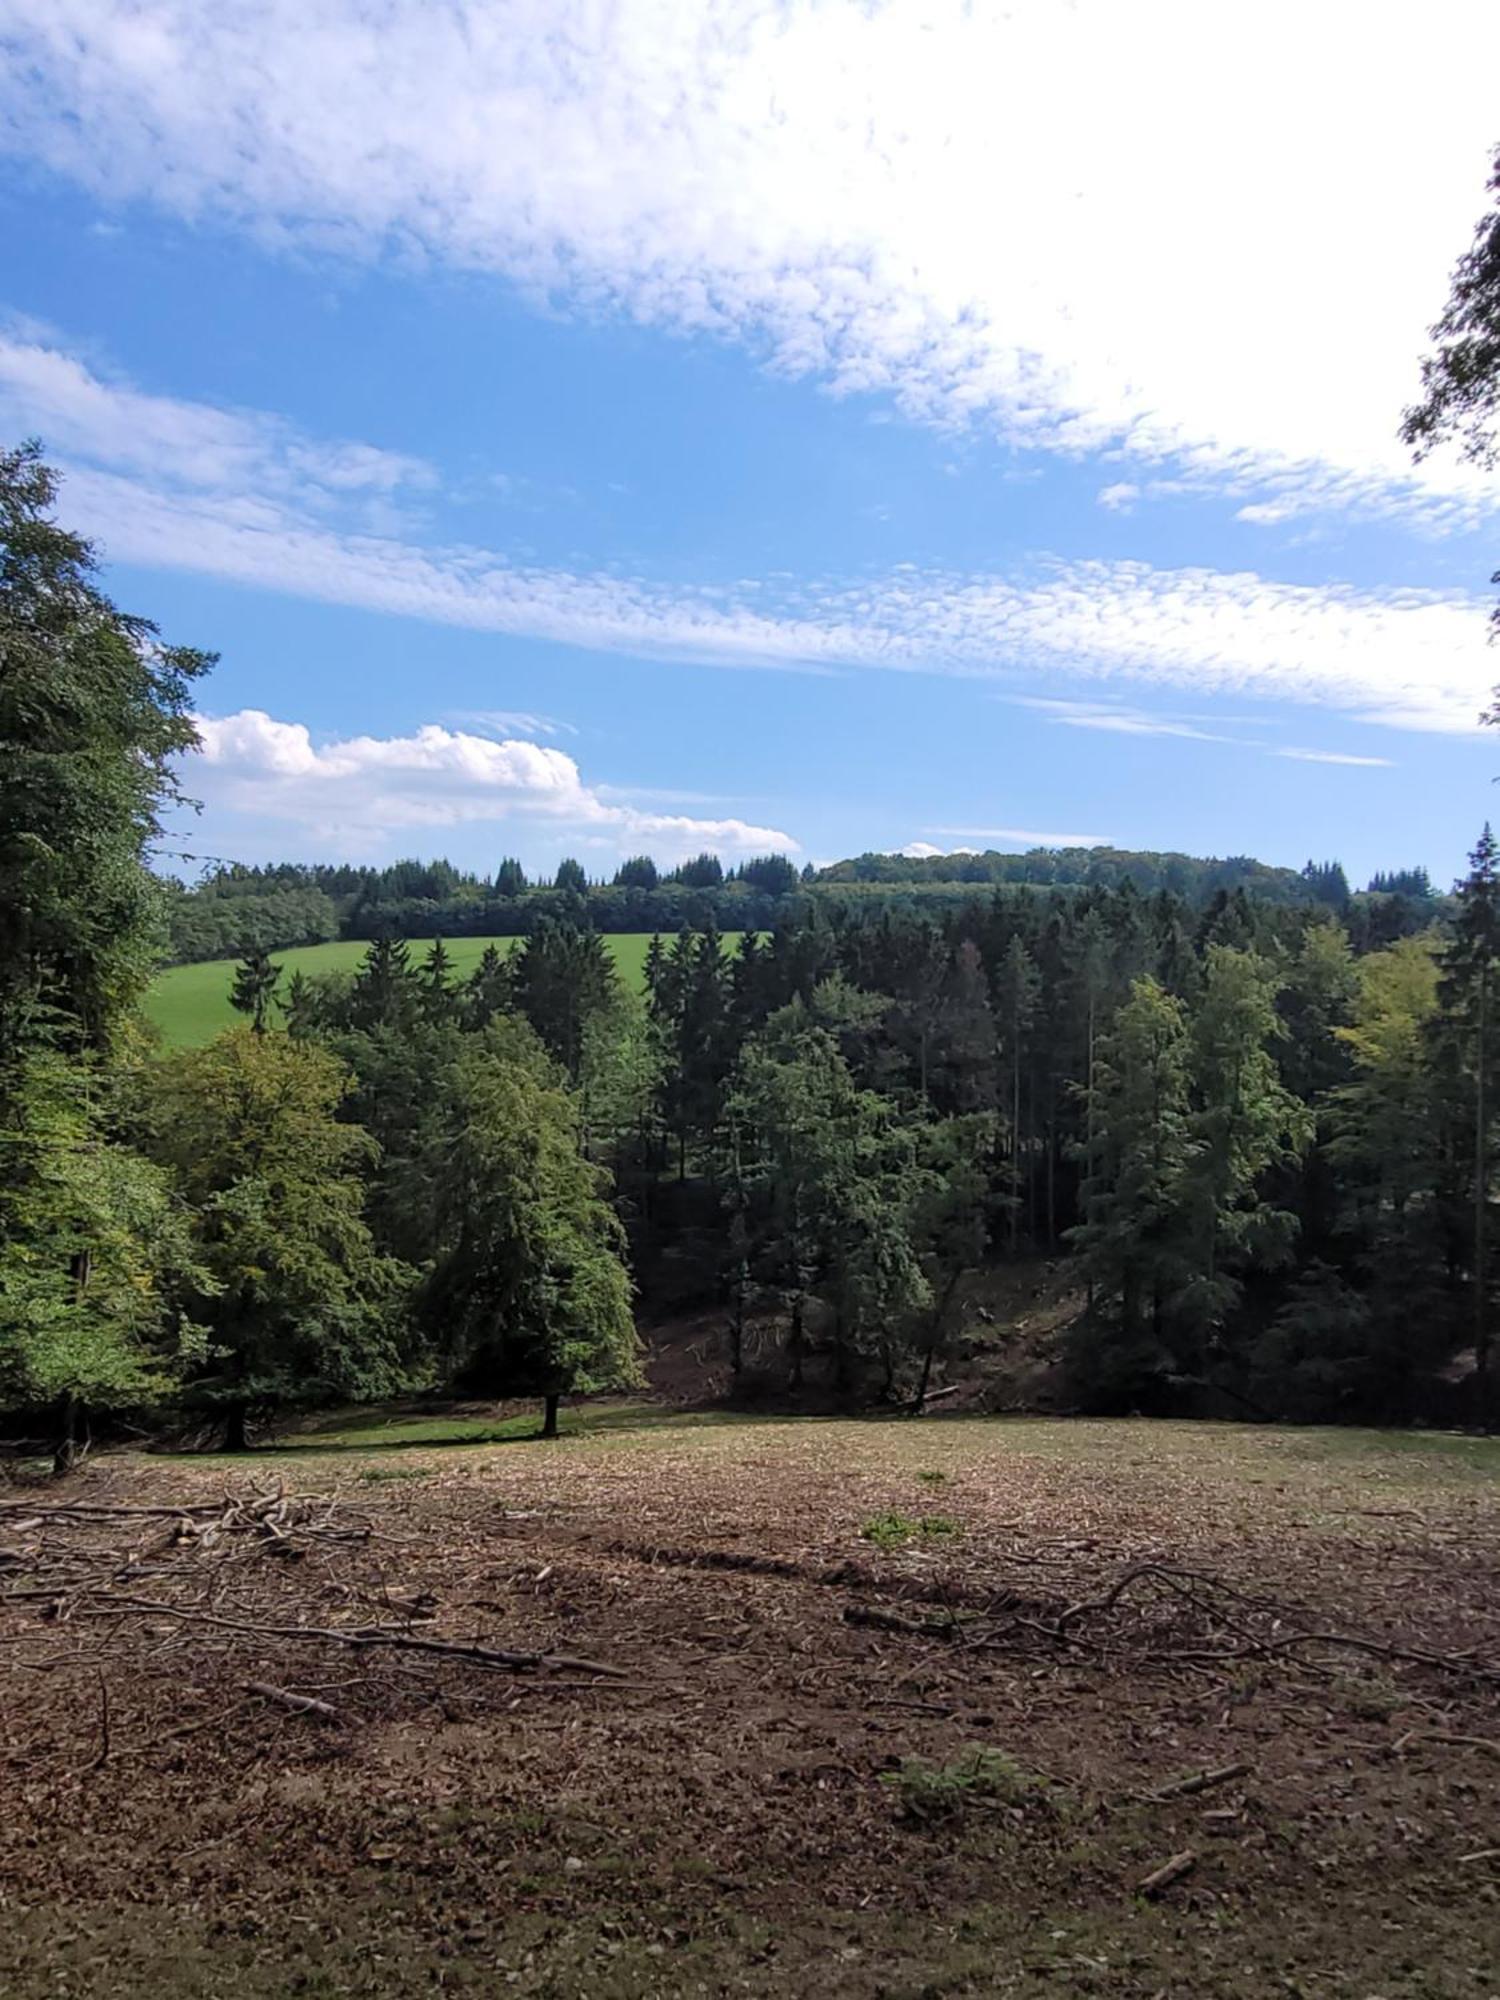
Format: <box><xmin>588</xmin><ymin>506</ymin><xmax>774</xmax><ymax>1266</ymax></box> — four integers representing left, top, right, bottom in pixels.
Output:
<box><xmin>161</xmin><ymin>841</ymin><xmax>1441</xmax><ymax>964</ymax></box>
<box><xmin>4</xmin><ymin>440</ymin><xmax>1499</xmax><ymax>1476</ymax></box>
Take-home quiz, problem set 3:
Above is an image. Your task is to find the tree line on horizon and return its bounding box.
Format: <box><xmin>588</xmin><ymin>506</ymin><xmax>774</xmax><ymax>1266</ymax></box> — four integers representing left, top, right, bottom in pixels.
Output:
<box><xmin>158</xmin><ymin>845</ymin><xmax>1443</xmax><ymax>966</ymax></box>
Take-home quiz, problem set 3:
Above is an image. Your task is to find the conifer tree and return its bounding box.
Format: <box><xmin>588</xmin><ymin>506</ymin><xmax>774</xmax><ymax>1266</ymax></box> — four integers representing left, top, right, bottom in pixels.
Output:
<box><xmin>229</xmin><ymin>946</ymin><xmax>280</xmax><ymax>1034</ymax></box>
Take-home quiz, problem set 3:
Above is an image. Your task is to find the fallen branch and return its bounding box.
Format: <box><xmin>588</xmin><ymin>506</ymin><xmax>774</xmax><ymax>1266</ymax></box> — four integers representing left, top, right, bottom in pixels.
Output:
<box><xmin>1149</xmin><ymin>1760</ymin><xmax>1250</xmax><ymax>1801</ymax></box>
<box><xmin>243</xmin><ymin>1680</ymin><xmax>340</xmax><ymax>1722</ymax></box>
<box><xmin>75</xmin><ymin>1595</ymin><xmax>630</xmax><ymax>1680</ymax></box>
<box><xmin>1392</xmin><ymin>1730</ymin><xmax>1500</xmax><ymax>1760</ymax></box>
<box><xmin>1138</xmin><ymin>1848</ymin><xmax>1196</xmax><ymax>1898</ymax></box>
<box><xmin>843</xmin><ymin>1603</ymin><xmax>958</xmax><ymax>1641</ymax></box>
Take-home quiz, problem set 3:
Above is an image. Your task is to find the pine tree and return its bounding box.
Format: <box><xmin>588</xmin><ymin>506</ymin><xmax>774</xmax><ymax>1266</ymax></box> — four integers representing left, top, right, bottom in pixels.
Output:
<box><xmin>464</xmin><ymin>943</ymin><xmax>513</xmax><ymax>1031</ymax></box>
<box><xmin>511</xmin><ymin>920</ymin><xmax>617</xmax><ymax>1078</ymax></box>
<box><xmin>1068</xmin><ymin>977</ymin><xmax>1195</xmax><ymax>1404</ymax></box>
<box><xmin>418</xmin><ymin>937</ymin><xmax>455</xmax><ymax>1024</ymax></box>
<box><xmin>1440</xmin><ymin>826</ymin><xmax>1500</xmax><ymax>1419</ymax></box>
<box><xmin>995</xmin><ymin>936</ymin><xmax>1041</xmax><ymax>1252</ymax></box>
<box><xmin>349</xmin><ymin>935</ymin><xmax>417</xmax><ymax>1032</ymax></box>
<box><xmin>1178</xmin><ymin>946</ymin><xmax>1310</xmax><ymax>1356</ymax></box>
<box><xmin>0</xmin><ymin>442</ymin><xmax>209</xmax><ymax>1070</ymax></box>
<box><xmin>280</xmin><ymin>970</ymin><xmax>322</xmax><ymax>1040</ymax></box>
<box><xmin>229</xmin><ymin>946</ymin><xmax>280</xmax><ymax>1034</ymax></box>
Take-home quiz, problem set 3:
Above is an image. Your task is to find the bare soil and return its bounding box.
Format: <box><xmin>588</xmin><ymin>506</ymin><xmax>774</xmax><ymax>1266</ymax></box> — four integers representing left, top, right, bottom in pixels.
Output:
<box><xmin>2</xmin><ymin>1415</ymin><xmax>1498</xmax><ymax>1998</ymax></box>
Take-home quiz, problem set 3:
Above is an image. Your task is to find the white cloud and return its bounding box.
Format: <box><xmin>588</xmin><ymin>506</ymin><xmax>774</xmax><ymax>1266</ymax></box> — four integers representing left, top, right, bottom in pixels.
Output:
<box><xmin>447</xmin><ymin>708</ymin><xmax>576</xmax><ymax>740</ymax></box>
<box><xmin>927</xmin><ymin>827</ymin><xmax>1116</xmax><ymax>849</ymax></box>
<box><xmin>896</xmin><ymin>841</ymin><xmax>946</xmax><ymax>859</ymax></box>
<box><xmin>0</xmin><ymin>329</ymin><xmax>433</xmax><ymax>504</ymax></box>
<box><xmin>48</xmin><ymin>460</ymin><xmax>1493</xmax><ymax>733</ymax></box>
<box><xmin>3</xmin><ymin>1</ymin><xmax>1498</xmax><ymax>525</ymax></box>
<box><xmin>1009</xmin><ymin>696</ymin><xmax>1242</xmax><ymax>743</ymax></box>
<box><xmin>190</xmin><ymin>709</ymin><xmax>799</xmax><ymax>860</ymax></box>
<box><xmin>11</xmin><ymin>335</ymin><xmax>1496</xmax><ymax>734</ymax></box>
<box><xmin>1276</xmin><ymin>747</ymin><xmax>1396</xmax><ymax>768</ymax></box>
<box><xmin>1097</xmin><ymin>483</ymin><xmax>1139</xmax><ymax>514</ymax></box>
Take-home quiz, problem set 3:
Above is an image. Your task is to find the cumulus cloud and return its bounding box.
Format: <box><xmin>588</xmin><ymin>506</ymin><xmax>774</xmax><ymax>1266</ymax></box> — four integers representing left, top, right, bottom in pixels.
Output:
<box><xmin>896</xmin><ymin>841</ymin><xmax>946</xmax><ymax>859</ymax></box>
<box><xmin>190</xmin><ymin>709</ymin><xmax>799</xmax><ymax>859</ymax></box>
<box><xmin>2</xmin><ymin>1</ymin><xmax>1498</xmax><ymax>526</ymax></box>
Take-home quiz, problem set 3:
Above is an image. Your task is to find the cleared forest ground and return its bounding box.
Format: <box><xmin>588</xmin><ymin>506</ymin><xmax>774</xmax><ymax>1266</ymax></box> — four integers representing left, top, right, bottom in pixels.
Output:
<box><xmin>2</xmin><ymin>1416</ymin><xmax>1498</xmax><ymax>1998</ymax></box>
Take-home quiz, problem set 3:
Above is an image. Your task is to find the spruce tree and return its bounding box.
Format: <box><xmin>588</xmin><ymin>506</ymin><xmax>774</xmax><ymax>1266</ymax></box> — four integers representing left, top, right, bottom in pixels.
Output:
<box><xmin>229</xmin><ymin>946</ymin><xmax>281</xmax><ymax>1034</ymax></box>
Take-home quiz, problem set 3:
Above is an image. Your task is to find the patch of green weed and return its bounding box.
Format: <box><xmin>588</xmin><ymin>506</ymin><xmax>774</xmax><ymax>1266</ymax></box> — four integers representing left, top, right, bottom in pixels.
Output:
<box><xmin>882</xmin><ymin>1745</ymin><xmax>1037</xmax><ymax>1824</ymax></box>
<box><xmin>860</xmin><ymin>1510</ymin><xmax>961</xmax><ymax>1549</ymax></box>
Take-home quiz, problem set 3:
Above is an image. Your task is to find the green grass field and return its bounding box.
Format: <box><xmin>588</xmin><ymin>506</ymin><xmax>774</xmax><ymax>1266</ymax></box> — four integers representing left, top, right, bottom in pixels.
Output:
<box><xmin>143</xmin><ymin>932</ymin><xmax>700</xmax><ymax>1047</ymax></box>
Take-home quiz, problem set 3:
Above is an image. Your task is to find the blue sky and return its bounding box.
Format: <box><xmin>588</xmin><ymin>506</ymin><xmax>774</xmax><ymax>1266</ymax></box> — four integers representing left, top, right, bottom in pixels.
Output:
<box><xmin>2</xmin><ymin>2</ymin><xmax>1500</xmax><ymax>886</ymax></box>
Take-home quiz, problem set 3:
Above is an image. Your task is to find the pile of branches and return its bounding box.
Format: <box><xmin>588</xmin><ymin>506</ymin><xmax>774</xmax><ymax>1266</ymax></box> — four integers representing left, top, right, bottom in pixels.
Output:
<box><xmin>0</xmin><ymin>1486</ymin><xmax>627</xmax><ymax>1746</ymax></box>
<box><xmin>842</xmin><ymin>1558</ymin><xmax>1500</xmax><ymax>1692</ymax></box>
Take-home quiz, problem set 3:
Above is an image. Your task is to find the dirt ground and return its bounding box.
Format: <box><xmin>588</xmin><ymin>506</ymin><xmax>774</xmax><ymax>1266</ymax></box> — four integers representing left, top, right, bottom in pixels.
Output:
<box><xmin>2</xmin><ymin>1415</ymin><xmax>1498</xmax><ymax>1998</ymax></box>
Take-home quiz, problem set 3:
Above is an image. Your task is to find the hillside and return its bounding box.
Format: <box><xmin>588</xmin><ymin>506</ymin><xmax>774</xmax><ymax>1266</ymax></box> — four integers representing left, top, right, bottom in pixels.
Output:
<box><xmin>144</xmin><ymin>932</ymin><xmax>702</xmax><ymax>1046</ymax></box>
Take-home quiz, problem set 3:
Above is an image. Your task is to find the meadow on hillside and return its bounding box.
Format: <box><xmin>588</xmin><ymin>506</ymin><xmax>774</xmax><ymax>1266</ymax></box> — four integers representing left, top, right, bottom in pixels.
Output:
<box><xmin>144</xmin><ymin>933</ymin><xmax>729</xmax><ymax>1046</ymax></box>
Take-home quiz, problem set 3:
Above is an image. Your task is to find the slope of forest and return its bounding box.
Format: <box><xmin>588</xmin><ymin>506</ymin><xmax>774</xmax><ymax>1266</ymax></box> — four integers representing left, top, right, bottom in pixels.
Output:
<box><xmin>145</xmin><ymin>932</ymin><xmax>702</xmax><ymax>1046</ymax></box>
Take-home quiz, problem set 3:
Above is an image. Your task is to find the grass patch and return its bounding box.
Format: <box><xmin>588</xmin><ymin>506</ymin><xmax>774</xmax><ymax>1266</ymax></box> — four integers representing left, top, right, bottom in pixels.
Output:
<box><xmin>144</xmin><ymin>933</ymin><xmax>745</xmax><ymax>1048</ymax></box>
<box><xmin>882</xmin><ymin>1745</ymin><xmax>1039</xmax><ymax>1824</ymax></box>
<box><xmin>859</xmin><ymin>1510</ymin><xmax>962</xmax><ymax>1550</ymax></box>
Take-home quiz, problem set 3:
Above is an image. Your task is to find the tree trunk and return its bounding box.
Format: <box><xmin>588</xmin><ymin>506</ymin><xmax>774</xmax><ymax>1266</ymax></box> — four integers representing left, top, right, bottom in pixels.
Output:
<box><xmin>541</xmin><ymin>1394</ymin><xmax>560</xmax><ymax>1439</ymax></box>
<box><xmin>833</xmin><ymin>1307</ymin><xmax>852</xmax><ymax>1393</ymax></box>
<box><xmin>788</xmin><ymin>1295</ymin><xmax>805</xmax><ymax>1389</ymax></box>
<box><xmin>914</xmin><ymin>1339</ymin><xmax>935</xmax><ymax>1416</ymax></box>
<box><xmin>730</xmin><ymin>1282</ymin><xmax>745</xmax><ymax>1376</ymax></box>
<box><xmin>52</xmin><ymin>1394</ymin><xmax>86</xmax><ymax>1478</ymax></box>
<box><xmin>223</xmin><ymin>1402</ymin><xmax>250</xmax><ymax>1453</ymax></box>
<box><xmin>1477</xmin><ymin>970</ymin><xmax>1491</xmax><ymax>1429</ymax></box>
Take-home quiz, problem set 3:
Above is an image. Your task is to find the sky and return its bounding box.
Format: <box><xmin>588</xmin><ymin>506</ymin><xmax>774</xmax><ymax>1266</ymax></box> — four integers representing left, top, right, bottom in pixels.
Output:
<box><xmin>2</xmin><ymin>1</ymin><xmax>1500</xmax><ymax>887</ymax></box>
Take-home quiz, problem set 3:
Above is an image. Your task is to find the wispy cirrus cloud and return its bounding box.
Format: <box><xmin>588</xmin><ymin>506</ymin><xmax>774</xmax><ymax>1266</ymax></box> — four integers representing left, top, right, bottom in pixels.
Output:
<box><xmin>190</xmin><ymin>709</ymin><xmax>798</xmax><ymax>861</ymax></box>
<box><xmin>1009</xmin><ymin>696</ymin><xmax>1242</xmax><ymax>744</ymax></box>
<box><xmin>927</xmin><ymin>826</ymin><xmax>1117</xmax><ymax>849</ymax></box>
<box><xmin>3</xmin><ymin>1</ymin><xmax>1499</xmax><ymax>529</ymax></box>
<box><xmin>0</xmin><ymin>328</ymin><xmax>433</xmax><ymax>505</ymax></box>
<box><xmin>9</xmin><ymin>334</ymin><xmax>1496</xmax><ymax>735</ymax></box>
<box><xmin>54</xmin><ymin>462</ymin><xmax>1499</xmax><ymax>735</ymax></box>
<box><xmin>445</xmin><ymin>708</ymin><xmax>577</xmax><ymax>740</ymax></box>
<box><xmin>1275</xmin><ymin>747</ymin><xmax>1395</xmax><ymax>768</ymax></box>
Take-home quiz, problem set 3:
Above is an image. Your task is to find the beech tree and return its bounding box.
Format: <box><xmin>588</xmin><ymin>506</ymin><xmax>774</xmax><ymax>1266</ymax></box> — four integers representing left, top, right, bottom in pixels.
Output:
<box><xmin>142</xmin><ymin>1030</ymin><xmax>407</xmax><ymax>1448</ymax></box>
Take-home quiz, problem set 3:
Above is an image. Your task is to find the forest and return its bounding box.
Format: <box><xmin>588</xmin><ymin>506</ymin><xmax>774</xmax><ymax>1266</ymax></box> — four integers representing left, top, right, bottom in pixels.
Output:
<box><xmin>2</xmin><ymin>437</ymin><xmax>1498</xmax><ymax>1480</ymax></box>
<box><xmin>159</xmin><ymin>835</ymin><xmax>1440</xmax><ymax>964</ymax></box>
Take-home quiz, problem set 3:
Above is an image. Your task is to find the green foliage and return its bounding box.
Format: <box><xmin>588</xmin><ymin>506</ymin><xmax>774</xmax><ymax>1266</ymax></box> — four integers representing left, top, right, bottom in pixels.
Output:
<box><xmin>229</xmin><ymin>946</ymin><xmax>281</xmax><ymax>1034</ymax></box>
<box><xmin>0</xmin><ymin>443</ymin><xmax>210</xmax><ymax>1068</ymax></box>
<box><xmin>0</xmin><ymin>444</ymin><xmax>211</xmax><ymax>1449</ymax></box>
<box><xmin>511</xmin><ymin>919</ymin><xmax>617</xmax><ymax>1077</ymax></box>
<box><xmin>420</xmin><ymin>1028</ymin><xmax>641</xmax><ymax>1416</ymax></box>
<box><xmin>859</xmin><ymin>1511</ymin><xmax>960</xmax><ymax>1550</ymax></box>
<box><xmin>140</xmin><ymin>1031</ymin><xmax>408</xmax><ymax>1436</ymax></box>
<box><xmin>881</xmin><ymin>1746</ymin><xmax>1035</xmax><ymax>1823</ymax></box>
<box><xmin>0</xmin><ymin>1050</ymin><xmax>208</xmax><ymax>1414</ymax></box>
